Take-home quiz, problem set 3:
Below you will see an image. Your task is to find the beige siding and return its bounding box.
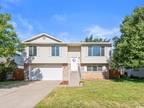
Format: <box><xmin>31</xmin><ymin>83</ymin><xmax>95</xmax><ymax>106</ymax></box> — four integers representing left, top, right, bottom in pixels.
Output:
<box><xmin>81</xmin><ymin>46</ymin><xmax>111</xmax><ymax>63</ymax></box>
<box><xmin>25</xmin><ymin>45</ymin><xmax>68</xmax><ymax>63</ymax></box>
<box><xmin>30</xmin><ymin>36</ymin><xmax>59</xmax><ymax>43</ymax></box>
<box><xmin>24</xmin><ymin>45</ymin><xmax>111</xmax><ymax>64</ymax></box>
<box><xmin>68</xmin><ymin>46</ymin><xmax>81</xmax><ymax>63</ymax></box>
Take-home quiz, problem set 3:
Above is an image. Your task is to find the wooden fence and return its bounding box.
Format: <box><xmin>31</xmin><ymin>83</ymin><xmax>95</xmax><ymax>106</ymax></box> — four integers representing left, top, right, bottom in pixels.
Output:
<box><xmin>13</xmin><ymin>69</ymin><xmax>24</xmax><ymax>80</ymax></box>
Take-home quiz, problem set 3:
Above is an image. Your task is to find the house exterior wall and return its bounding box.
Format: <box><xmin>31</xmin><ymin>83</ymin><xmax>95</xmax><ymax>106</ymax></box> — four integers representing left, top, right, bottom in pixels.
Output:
<box><xmin>25</xmin><ymin>45</ymin><xmax>68</xmax><ymax>63</ymax></box>
<box><xmin>68</xmin><ymin>46</ymin><xmax>81</xmax><ymax>63</ymax></box>
<box><xmin>82</xmin><ymin>72</ymin><xmax>109</xmax><ymax>80</ymax></box>
<box><xmin>23</xmin><ymin>34</ymin><xmax>112</xmax><ymax>80</ymax></box>
<box><xmin>29</xmin><ymin>36</ymin><xmax>60</xmax><ymax>43</ymax></box>
<box><xmin>80</xmin><ymin>64</ymin><xmax>109</xmax><ymax>80</ymax></box>
<box><xmin>81</xmin><ymin>45</ymin><xmax>111</xmax><ymax>63</ymax></box>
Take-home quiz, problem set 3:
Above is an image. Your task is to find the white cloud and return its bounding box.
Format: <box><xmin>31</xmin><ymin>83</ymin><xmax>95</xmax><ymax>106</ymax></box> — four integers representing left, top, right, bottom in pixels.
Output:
<box><xmin>57</xmin><ymin>32</ymin><xmax>70</xmax><ymax>42</ymax></box>
<box><xmin>57</xmin><ymin>32</ymin><xmax>82</xmax><ymax>42</ymax></box>
<box><xmin>10</xmin><ymin>21</ymin><xmax>17</xmax><ymax>28</ymax></box>
<box><xmin>3</xmin><ymin>0</ymin><xmax>21</xmax><ymax>4</ymax></box>
<box><xmin>7</xmin><ymin>0</ymin><xmax>20</xmax><ymax>3</ymax></box>
<box><xmin>85</xmin><ymin>25</ymin><xmax>120</xmax><ymax>39</ymax></box>
<box><xmin>17</xmin><ymin>15</ymin><xmax>33</xmax><ymax>32</ymax></box>
<box><xmin>58</xmin><ymin>32</ymin><xmax>69</xmax><ymax>37</ymax></box>
<box><xmin>11</xmin><ymin>15</ymin><xmax>34</xmax><ymax>40</ymax></box>
<box><xmin>0</xmin><ymin>0</ymin><xmax>21</xmax><ymax>8</ymax></box>
<box><xmin>52</xmin><ymin>14</ymin><xmax>67</xmax><ymax>22</ymax></box>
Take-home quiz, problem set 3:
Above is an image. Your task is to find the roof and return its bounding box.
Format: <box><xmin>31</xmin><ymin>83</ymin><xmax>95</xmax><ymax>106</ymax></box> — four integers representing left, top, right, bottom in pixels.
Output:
<box><xmin>23</xmin><ymin>33</ymin><xmax>112</xmax><ymax>46</ymax></box>
<box><xmin>24</xmin><ymin>33</ymin><xmax>63</xmax><ymax>43</ymax></box>
<box><xmin>23</xmin><ymin>42</ymin><xmax>111</xmax><ymax>46</ymax></box>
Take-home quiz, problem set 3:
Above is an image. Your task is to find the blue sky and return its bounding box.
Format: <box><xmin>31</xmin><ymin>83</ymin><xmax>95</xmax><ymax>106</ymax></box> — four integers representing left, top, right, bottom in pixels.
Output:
<box><xmin>0</xmin><ymin>0</ymin><xmax>144</xmax><ymax>41</ymax></box>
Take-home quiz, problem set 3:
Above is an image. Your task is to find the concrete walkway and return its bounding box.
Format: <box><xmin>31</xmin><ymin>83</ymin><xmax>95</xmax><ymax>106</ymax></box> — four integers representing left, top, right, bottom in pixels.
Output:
<box><xmin>0</xmin><ymin>81</ymin><xmax>60</xmax><ymax>108</ymax></box>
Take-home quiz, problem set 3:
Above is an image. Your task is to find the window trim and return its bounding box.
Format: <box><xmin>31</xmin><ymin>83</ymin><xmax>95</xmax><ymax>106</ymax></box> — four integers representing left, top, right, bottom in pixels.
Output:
<box><xmin>87</xmin><ymin>65</ymin><xmax>103</xmax><ymax>72</ymax></box>
<box><xmin>29</xmin><ymin>46</ymin><xmax>37</xmax><ymax>56</ymax></box>
<box><xmin>88</xmin><ymin>45</ymin><xmax>105</xmax><ymax>56</ymax></box>
<box><xmin>51</xmin><ymin>45</ymin><xmax>60</xmax><ymax>56</ymax></box>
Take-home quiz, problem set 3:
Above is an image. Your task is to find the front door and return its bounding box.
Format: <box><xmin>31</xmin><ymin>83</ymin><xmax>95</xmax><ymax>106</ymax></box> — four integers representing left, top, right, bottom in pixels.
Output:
<box><xmin>70</xmin><ymin>57</ymin><xmax>79</xmax><ymax>71</ymax></box>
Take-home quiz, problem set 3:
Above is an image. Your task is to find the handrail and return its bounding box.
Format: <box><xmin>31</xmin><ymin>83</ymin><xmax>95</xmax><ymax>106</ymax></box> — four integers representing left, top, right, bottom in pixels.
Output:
<box><xmin>24</xmin><ymin>56</ymin><xmax>34</xmax><ymax>64</ymax></box>
<box><xmin>78</xmin><ymin>63</ymin><xmax>81</xmax><ymax>80</ymax></box>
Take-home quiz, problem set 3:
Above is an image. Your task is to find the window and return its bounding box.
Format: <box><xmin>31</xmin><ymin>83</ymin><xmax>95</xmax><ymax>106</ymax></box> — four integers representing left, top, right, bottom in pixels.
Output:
<box><xmin>87</xmin><ymin>66</ymin><xmax>97</xmax><ymax>71</ymax></box>
<box><xmin>109</xmin><ymin>50</ymin><xmax>112</xmax><ymax>58</ymax></box>
<box><xmin>29</xmin><ymin>46</ymin><xmax>37</xmax><ymax>56</ymax></box>
<box><xmin>87</xmin><ymin>66</ymin><xmax>103</xmax><ymax>72</ymax></box>
<box><xmin>101</xmin><ymin>46</ymin><xmax>105</xmax><ymax>56</ymax></box>
<box><xmin>97</xmin><ymin>66</ymin><xmax>102</xmax><ymax>71</ymax></box>
<box><xmin>87</xmin><ymin>66</ymin><xmax>93</xmax><ymax>71</ymax></box>
<box><xmin>52</xmin><ymin>45</ymin><xmax>60</xmax><ymax>56</ymax></box>
<box><xmin>88</xmin><ymin>45</ymin><xmax>105</xmax><ymax>56</ymax></box>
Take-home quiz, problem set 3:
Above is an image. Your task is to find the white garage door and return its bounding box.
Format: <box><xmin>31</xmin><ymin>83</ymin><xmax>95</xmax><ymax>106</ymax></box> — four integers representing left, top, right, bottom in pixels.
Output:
<box><xmin>40</xmin><ymin>68</ymin><xmax>63</xmax><ymax>80</ymax></box>
<box><xmin>30</xmin><ymin>66</ymin><xmax>63</xmax><ymax>80</ymax></box>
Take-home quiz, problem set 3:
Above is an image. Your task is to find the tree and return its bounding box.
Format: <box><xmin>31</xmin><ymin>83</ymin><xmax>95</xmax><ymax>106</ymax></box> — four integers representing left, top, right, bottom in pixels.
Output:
<box><xmin>0</xmin><ymin>10</ymin><xmax>21</xmax><ymax>80</ymax></box>
<box><xmin>0</xmin><ymin>10</ymin><xmax>22</xmax><ymax>59</ymax></box>
<box><xmin>84</xmin><ymin>34</ymin><xmax>110</xmax><ymax>42</ymax></box>
<box><xmin>0</xmin><ymin>60</ymin><xmax>16</xmax><ymax>80</ymax></box>
<box><xmin>111</xmin><ymin>6</ymin><xmax>144</xmax><ymax>69</ymax></box>
<box><xmin>0</xmin><ymin>12</ymin><xmax>20</xmax><ymax>58</ymax></box>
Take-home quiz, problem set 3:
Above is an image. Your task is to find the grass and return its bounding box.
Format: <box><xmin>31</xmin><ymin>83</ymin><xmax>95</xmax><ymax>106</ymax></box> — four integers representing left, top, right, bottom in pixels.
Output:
<box><xmin>35</xmin><ymin>79</ymin><xmax>144</xmax><ymax>108</ymax></box>
<box><xmin>0</xmin><ymin>80</ymin><xmax>30</xmax><ymax>89</ymax></box>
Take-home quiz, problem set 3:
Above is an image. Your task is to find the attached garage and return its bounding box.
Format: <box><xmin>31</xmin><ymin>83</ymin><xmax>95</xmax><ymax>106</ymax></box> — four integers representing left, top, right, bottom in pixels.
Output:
<box><xmin>29</xmin><ymin>65</ymin><xmax>63</xmax><ymax>80</ymax></box>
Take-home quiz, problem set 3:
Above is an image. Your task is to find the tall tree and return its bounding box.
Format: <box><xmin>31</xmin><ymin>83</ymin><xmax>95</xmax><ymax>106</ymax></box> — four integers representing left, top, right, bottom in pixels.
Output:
<box><xmin>0</xmin><ymin>11</ymin><xmax>20</xmax><ymax>60</ymax></box>
<box><xmin>84</xmin><ymin>34</ymin><xmax>110</xmax><ymax>42</ymax></box>
<box><xmin>0</xmin><ymin>10</ymin><xmax>21</xmax><ymax>80</ymax></box>
<box><xmin>111</xmin><ymin>6</ymin><xmax>144</xmax><ymax>69</ymax></box>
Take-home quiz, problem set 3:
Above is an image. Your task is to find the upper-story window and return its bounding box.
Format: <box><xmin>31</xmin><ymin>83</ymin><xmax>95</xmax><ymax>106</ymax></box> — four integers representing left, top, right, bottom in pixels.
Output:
<box><xmin>51</xmin><ymin>45</ymin><xmax>60</xmax><ymax>56</ymax></box>
<box><xmin>88</xmin><ymin>45</ymin><xmax>104</xmax><ymax>56</ymax></box>
<box><xmin>29</xmin><ymin>46</ymin><xmax>37</xmax><ymax>56</ymax></box>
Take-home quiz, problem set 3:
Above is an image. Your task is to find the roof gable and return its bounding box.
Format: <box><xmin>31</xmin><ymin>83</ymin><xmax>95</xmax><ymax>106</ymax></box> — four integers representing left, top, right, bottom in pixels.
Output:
<box><xmin>24</xmin><ymin>33</ymin><xmax>62</xmax><ymax>43</ymax></box>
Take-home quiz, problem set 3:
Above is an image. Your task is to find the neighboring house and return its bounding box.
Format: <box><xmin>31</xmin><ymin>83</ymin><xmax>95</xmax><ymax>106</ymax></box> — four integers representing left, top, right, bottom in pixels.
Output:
<box><xmin>0</xmin><ymin>52</ymin><xmax>24</xmax><ymax>80</ymax></box>
<box><xmin>14</xmin><ymin>52</ymin><xmax>24</xmax><ymax>69</ymax></box>
<box><xmin>0</xmin><ymin>52</ymin><xmax>24</xmax><ymax>69</ymax></box>
<box><xmin>125</xmin><ymin>68</ymin><xmax>144</xmax><ymax>78</ymax></box>
<box><xmin>0</xmin><ymin>57</ymin><xmax>6</xmax><ymax>64</ymax></box>
<box><xmin>23</xmin><ymin>33</ymin><xmax>112</xmax><ymax>82</ymax></box>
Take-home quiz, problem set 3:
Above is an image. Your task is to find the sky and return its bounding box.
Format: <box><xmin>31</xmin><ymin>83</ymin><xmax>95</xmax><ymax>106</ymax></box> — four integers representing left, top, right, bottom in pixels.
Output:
<box><xmin>0</xmin><ymin>0</ymin><xmax>144</xmax><ymax>42</ymax></box>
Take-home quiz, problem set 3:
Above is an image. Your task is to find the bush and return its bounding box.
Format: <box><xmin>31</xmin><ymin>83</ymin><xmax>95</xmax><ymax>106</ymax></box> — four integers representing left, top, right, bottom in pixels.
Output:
<box><xmin>0</xmin><ymin>60</ymin><xmax>17</xmax><ymax>81</ymax></box>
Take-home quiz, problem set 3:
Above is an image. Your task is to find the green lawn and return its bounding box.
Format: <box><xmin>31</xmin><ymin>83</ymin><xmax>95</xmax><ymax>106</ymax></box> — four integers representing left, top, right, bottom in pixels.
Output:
<box><xmin>0</xmin><ymin>81</ymin><xmax>30</xmax><ymax>88</ymax></box>
<box><xmin>35</xmin><ymin>79</ymin><xmax>144</xmax><ymax>108</ymax></box>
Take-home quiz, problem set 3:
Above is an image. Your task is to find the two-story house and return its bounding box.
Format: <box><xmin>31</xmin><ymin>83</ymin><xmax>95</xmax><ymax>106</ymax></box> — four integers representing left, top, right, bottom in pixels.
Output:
<box><xmin>23</xmin><ymin>33</ymin><xmax>112</xmax><ymax>82</ymax></box>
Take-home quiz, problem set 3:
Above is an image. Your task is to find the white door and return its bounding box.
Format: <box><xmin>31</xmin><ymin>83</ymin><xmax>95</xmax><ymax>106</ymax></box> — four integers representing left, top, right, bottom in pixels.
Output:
<box><xmin>70</xmin><ymin>57</ymin><xmax>79</xmax><ymax>71</ymax></box>
<box><xmin>30</xmin><ymin>66</ymin><xmax>63</xmax><ymax>80</ymax></box>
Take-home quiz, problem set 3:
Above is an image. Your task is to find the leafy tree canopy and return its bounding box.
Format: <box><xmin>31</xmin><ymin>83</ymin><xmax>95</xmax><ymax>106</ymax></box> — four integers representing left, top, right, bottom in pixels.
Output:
<box><xmin>0</xmin><ymin>10</ymin><xmax>20</xmax><ymax>58</ymax></box>
<box><xmin>84</xmin><ymin>34</ymin><xmax>110</xmax><ymax>42</ymax></box>
<box><xmin>111</xmin><ymin>6</ymin><xmax>144</xmax><ymax>69</ymax></box>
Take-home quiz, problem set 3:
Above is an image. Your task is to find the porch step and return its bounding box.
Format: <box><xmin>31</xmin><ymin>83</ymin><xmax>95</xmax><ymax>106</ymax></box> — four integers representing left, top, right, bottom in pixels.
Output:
<box><xmin>69</xmin><ymin>71</ymin><xmax>80</xmax><ymax>87</ymax></box>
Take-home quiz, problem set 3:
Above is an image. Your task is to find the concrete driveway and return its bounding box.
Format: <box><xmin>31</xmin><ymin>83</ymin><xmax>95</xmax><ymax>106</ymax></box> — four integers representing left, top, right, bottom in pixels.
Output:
<box><xmin>0</xmin><ymin>81</ymin><xmax>60</xmax><ymax>108</ymax></box>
